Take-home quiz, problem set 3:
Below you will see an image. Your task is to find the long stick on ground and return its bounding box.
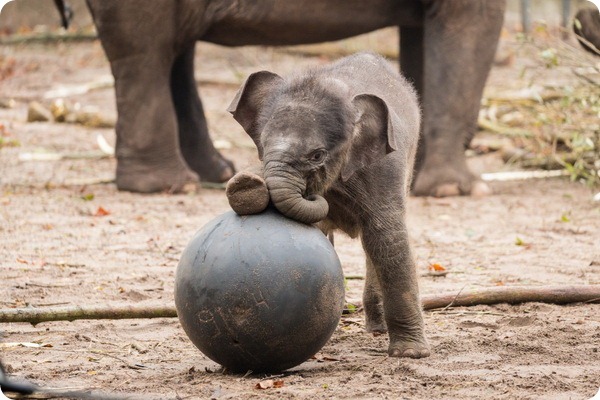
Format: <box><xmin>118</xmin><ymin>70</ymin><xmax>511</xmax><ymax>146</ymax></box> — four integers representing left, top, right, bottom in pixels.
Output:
<box><xmin>420</xmin><ymin>284</ymin><xmax>600</xmax><ymax>310</ymax></box>
<box><xmin>1</xmin><ymin>285</ymin><xmax>598</xmax><ymax>325</ymax></box>
<box><xmin>0</xmin><ymin>305</ymin><xmax>177</xmax><ymax>325</ymax></box>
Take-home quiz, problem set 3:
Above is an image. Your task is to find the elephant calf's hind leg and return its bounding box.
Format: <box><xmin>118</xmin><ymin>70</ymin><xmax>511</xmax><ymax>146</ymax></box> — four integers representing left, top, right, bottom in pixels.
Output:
<box><xmin>363</xmin><ymin>257</ymin><xmax>387</xmax><ymax>334</ymax></box>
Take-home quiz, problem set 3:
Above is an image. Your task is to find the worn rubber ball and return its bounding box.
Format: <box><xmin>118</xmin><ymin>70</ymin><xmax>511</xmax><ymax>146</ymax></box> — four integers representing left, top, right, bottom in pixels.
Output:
<box><xmin>175</xmin><ymin>208</ymin><xmax>345</xmax><ymax>372</ymax></box>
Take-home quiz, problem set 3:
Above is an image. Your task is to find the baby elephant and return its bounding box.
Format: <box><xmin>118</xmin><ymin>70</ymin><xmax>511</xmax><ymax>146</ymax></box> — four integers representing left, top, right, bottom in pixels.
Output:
<box><xmin>226</xmin><ymin>52</ymin><xmax>429</xmax><ymax>358</ymax></box>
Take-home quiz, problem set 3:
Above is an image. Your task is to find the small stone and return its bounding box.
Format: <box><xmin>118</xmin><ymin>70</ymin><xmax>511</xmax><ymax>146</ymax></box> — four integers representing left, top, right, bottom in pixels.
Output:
<box><xmin>0</xmin><ymin>98</ymin><xmax>16</xmax><ymax>109</ymax></box>
<box><xmin>27</xmin><ymin>101</ymin><xmax>53</xmax><ymax>122</ymax></box>
<box><xmin>50</xmin><ymin>99</ymin><xmax>70</xmax><ymax>122</ymax></box>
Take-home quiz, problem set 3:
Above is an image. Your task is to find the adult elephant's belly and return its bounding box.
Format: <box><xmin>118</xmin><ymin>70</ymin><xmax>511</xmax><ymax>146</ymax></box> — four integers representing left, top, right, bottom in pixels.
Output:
<box><xmin>201</xmin><ymin>0</ymin><xmax>421</xmax><ymax>46</ymax></box>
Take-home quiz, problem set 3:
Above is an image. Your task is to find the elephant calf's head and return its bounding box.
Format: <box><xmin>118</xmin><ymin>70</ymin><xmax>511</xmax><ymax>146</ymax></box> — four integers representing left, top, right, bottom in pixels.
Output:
<box><xmin>228</xmin><ymin>69</ymin><xmax>398</xmax><ymax>224</ymax></box>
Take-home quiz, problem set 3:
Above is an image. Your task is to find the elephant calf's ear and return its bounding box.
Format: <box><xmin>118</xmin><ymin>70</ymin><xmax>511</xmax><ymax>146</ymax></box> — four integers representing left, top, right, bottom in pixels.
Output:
<box><xmin>227</xmin><ymin>71</ymin><xmax>284</xmax><ymax>159</ymax></box>
<box><xmin>341</xmin><ymin>94</ymin><xmax>399</xmax><ymax>181</ymax></box>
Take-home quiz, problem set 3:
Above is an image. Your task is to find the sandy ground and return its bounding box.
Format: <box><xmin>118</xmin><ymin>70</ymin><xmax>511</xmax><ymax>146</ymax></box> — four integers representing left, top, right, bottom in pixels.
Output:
<box><xmin>1</xmin><ymin>35</ymin><xmax>600</xmax><ymax>400</ymax></box>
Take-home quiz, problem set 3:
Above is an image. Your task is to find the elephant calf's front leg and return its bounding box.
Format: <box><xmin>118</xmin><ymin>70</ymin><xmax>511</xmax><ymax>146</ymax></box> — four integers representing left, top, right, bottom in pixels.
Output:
<box><xmin>362</xmin><ymin>218</ymin><xmax>429</xmax><ymax>358</ymax></box>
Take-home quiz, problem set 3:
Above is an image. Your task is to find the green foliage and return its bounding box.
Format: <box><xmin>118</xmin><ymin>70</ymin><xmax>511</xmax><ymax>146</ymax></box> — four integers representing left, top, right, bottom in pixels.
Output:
<box><xmin>557</xmin><ymin>92</ymin><xmax>600</xmax><ymax>188</ymax></box>
<box><xmin>0</xmin><ymin>137</ymin><xmax>20</xmax><ymax>148</ymax></box>
<box><xmin>80</xmin><ymin>193</ymin><xmax>95</xmax><ymax>201</ymax></box>
<box><xmin>539</xmin><ymin>48</ymin><xmax>559</xmax><ymax>68</ymax></box>
<box><xmin>483</xmin><ymin>35</ymin><xmax>600</xmax><ymax>189</ymax></box>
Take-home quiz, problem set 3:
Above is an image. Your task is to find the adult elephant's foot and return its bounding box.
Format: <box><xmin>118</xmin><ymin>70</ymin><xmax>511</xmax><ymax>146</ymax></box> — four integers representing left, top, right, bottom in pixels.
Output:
<box><xmin>388</xmin><ymin>335</ymin><xmax>431</xmax><ymax>359</ymax></box>
<box><xmin>116</xmin><ymin>157</ymin><xmax>200</xmax><ymax>193</ymax></box>
<box><xmin>412</xmin><ymin>163</ymin><xmax>491</xmax><ymax>197</ymax></box>
<box><xmin>185</xmin><ymin>150</ymin><xmax>235</xmax><ymax>184</ymax></box>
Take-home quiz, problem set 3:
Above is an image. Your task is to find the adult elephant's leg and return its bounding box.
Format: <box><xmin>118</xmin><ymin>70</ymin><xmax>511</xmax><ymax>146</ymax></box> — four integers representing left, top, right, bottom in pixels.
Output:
<box><xmin>170</xmin><ymin>45</ymin><xmax>235</xmax><ymax>183</ymax></box>
<box><xmin>412</xmin><ymin>1</ymin><xmax>506</xmax><ymax>197</ymax></box>
<box><xmin>110</xmin><ymin>53</ymin><xmax>199</xmax><ymax>193</ymax></box>
<box><xmin>400</xmin><ymin>25</ymin><xmax>425</xmax><ymax>175</ymax></box>
<box><xmin>87</xmin><ymin>0</ymin><xmax>200</xmax><ymax>193</ymax></box>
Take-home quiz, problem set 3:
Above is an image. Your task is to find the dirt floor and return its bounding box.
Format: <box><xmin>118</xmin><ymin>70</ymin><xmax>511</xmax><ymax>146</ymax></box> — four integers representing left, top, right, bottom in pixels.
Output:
<box><xmin>1</xmin><ymin>32</ymin><xmax>600</xmax><ymax>400</ymax></box>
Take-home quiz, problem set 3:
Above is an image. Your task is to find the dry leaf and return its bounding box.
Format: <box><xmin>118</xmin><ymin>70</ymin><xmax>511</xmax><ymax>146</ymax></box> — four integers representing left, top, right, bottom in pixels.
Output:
<box><xmin>255</xmin><ymin>379</ymin><xmax>284</xmax><ymax>389</ymax></box>
<box><xmin>94</xmin><ymin>206</ymin><xmax>110</xmax><ymax>217</ymax></box>
<box><xmin>429</xmin><ymin>263</ymin><xmax>446</xmax><ymax>271</ymax></box>
<box><xmin>255</xmin><ymin>379</ymin><xmax>274</xmax><ymax>390</ymax></box>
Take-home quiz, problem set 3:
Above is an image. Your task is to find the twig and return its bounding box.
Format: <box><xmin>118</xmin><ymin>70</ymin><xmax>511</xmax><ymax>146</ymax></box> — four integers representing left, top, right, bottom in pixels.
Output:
<box><xmin>481</xmin><ymin>169</ymin><xmax>569</xmax><ymax>182</ymax></box>
<box><xmin>571</xmin><ymin>67</ymin><xmax>600</xmax><ymax>87</ymax></box>
<box><xmin>429</xmin><ymin>310</ymin><xmax>507</xmax><ymax>317</ymax></box>
<box><xmin>477</xmin><ymin>117</ymin><xmax>534</xmax><ymax>138</ymax></box>
<box><xmin>344</xmin><ymin>275</ymin><xmax>365</xmax><ymax>280</ymax></box>
<box><xmin>0</xmin><ymin>31</ymin><xmax>98</xmax><ymax>45</ymax></box>
<box><xmin>440</xmin><ymin>285</ymin><xmax>467</xmax><ymax>312</ymax></box>
<box><xmin>200</xmin><ymin>182</ymin><xmax>227</xmax><ymax>190</ymax></box>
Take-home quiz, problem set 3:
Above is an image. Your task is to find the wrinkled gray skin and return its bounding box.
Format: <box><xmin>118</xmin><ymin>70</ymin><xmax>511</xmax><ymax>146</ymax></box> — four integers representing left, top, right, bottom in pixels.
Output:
<box><xmin>226</xmin><ymin>53</ymin><xmax>428</xmax><ymax>358</ymax></box>
<box><xmin>574</xmin><ymin>7</ymin><xmax>600</xmax><ymax>56</ymax></box>
<box><xmin>84</xmin><ymin>0</ymin><xmax>506</xmax><ymax>195</ymax></box>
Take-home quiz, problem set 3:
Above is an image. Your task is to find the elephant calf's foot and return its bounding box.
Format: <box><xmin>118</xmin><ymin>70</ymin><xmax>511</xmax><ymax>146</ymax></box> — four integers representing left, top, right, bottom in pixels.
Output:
<box><xmin>388</xmin><ymin>335</ymin><xmax>431</xmax><ymax>359</ymax></box>
<box><xmin>116</xmin><ymin>158</ymin><xmax>200</xmax><ymax>193</ymax></box>
<box><xmin>413</xmin><ymin>165</ymin><xmax>491</xmax><ymax>197</ymax></box>
<box><xmin>226</xmin><ymin>171</ymin><xmax>269</xmax><ymax>215</ymax></box>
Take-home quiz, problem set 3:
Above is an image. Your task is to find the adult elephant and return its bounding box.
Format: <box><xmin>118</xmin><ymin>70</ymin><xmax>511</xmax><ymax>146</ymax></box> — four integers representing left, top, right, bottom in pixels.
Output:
<box><xmin>77</xmin><ymin>0</ymin><xmax>506</xmax><ymax>195</ymax></box>
<box><xmin>574</xmin><ymin>7</ymin><xmax>600</xmax><ymax>56</ymax></box>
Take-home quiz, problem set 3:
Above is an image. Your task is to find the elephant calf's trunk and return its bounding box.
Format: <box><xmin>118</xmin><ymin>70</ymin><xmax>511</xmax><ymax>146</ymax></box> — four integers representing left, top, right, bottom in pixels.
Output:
<box><xmin>264</xmin><ymin>169</ymin><xmax>329</xmax><ymax>224</ymax></box>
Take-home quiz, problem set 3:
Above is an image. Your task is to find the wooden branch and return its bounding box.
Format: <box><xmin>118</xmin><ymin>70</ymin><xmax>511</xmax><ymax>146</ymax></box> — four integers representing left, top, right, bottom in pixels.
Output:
<box><xmin>1</xmin><ymin>285</ymin><xmax>598</xmax><ymax>324</ymax></box>
<box><xmin>421</xmin><ymin>285</ymin><xmax>600</xmax><ymax>310</ymax></box>
<box><xmin>0</xmin><ymin>305</ymin><xmax>177</xmax><ymax>325</ymax></box>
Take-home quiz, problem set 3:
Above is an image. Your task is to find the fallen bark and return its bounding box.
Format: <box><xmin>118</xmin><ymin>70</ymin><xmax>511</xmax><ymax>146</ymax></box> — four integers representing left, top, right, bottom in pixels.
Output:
<box><xmin>1</xmin><ymin>285</ymin><xmax>598</xmax><ymax>324</ymax></box>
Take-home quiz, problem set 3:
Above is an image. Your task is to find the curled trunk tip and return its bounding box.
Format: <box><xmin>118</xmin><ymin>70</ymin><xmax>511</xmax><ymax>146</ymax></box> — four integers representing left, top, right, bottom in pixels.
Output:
<box><xmin>265</xmin><ymin>173</ymin><xmax>329</xmax><ymax>224</ymax></box>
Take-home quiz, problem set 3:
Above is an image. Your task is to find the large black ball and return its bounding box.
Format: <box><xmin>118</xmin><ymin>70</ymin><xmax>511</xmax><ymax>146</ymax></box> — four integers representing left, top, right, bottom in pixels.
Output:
<box><xmin>175</xmin><ymin>209</ymin><xmax>345</xmax><ymax>373</ymax></box>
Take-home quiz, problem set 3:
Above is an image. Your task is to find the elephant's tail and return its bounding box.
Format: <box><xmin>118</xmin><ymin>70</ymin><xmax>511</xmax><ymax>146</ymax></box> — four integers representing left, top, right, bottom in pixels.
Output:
<box><xmin>53</xmin><ymin>0</ymin><xmax>73</xmax><ymax>29</ymax></box>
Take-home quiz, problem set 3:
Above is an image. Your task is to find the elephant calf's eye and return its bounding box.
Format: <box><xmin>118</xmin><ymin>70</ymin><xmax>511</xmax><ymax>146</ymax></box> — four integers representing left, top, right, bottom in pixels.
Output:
<box><xmin>308</xmin><ymin>149</ymin><xmax>328</xmax><ymax>163</ymax></box>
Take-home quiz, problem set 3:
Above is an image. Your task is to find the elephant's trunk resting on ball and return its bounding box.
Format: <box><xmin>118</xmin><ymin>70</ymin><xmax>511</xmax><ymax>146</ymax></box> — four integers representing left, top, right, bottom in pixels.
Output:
<box><xmin>263</xmin><ymin>161</ymin><xmax>329</xmax><ymax>225</ymax></box>
<box><xmin>225</xmin><ymin>53</ymin><xmax>429</xmax><ymax>358</ymax></box>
